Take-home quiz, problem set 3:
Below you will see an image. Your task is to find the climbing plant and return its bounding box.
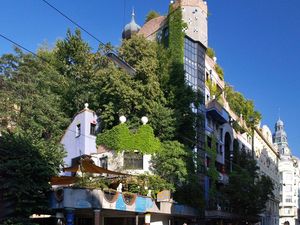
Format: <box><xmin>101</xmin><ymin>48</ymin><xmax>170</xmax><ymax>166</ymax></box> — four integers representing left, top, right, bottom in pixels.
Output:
<box><xmin>206</xmin><ymin>135</ymin><xmax>218</xmax><ymax>198</ymax></box>
<box><xmin>96</xmin><ymin>123</ymin><xmax>160</xmax><ymax>154</ymax></box>
<box><xmin>215</xmin><ymin>64</ymin><xmax>224</xmax><ymax>80</ymax></box>
<box><xmin>167</xmin><ymin>4</ymin><xmax>196</xmax><ymax>148</ymax></box>
<box><xmin>206</xmin><ymin>47</ymin><xmax>215</xmax><ymax>59</ymax></box>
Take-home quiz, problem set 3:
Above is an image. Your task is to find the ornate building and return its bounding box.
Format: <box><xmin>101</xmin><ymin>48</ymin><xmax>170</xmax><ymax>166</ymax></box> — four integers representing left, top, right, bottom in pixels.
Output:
<box><xmin>274</xmin><ymin>119</ymin><xmax>300</xmax><ymax>225</ymax></box>
<box><xmin>122</xmin><ymin>9</ymin><xmax>141</xmax><ymax>39</ymax></box>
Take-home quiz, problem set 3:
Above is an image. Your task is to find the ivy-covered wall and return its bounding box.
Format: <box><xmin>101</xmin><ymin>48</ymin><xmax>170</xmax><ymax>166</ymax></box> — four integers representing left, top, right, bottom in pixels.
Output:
<box><xmin>96</xmin><ymin>123</ymin><xmax>160</xmax><ymax>154</ymax></box>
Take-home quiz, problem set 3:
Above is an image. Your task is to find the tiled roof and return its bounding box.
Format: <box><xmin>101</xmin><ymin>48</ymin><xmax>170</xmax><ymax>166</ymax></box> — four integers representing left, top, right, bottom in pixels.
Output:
<box><xmin>138</xmin><ymin>16</ymin><xmax>167</xmax><ymax>39</ymax></box>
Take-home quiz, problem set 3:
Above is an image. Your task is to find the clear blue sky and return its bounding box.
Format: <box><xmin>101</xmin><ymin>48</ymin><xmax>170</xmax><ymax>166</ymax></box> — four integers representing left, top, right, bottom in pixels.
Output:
<box><xmin>1</xmin><ymin>0</ymin><xmax>300</xmax><ymax>156</ymax></box>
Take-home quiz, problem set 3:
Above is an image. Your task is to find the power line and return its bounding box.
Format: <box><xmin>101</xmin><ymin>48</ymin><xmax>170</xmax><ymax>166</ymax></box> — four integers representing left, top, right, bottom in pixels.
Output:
<box><xmin>41</xmin><ymin>0</ymin><xmax>105</xmax><ymax>46</ymax></box>
<box><xmin>0</xmin><ymin>33</ymin><xmax>50</xmax><ymax>64</ymax></box>
<box><xmin>41</xmin><ymin>0</ymin><xmax>119</xmax><ymax>56</ymax></box>
<box><xmin>40</xmin><ymin>0</ymin><xmax>137</xmax><ymax>74</ymax></box>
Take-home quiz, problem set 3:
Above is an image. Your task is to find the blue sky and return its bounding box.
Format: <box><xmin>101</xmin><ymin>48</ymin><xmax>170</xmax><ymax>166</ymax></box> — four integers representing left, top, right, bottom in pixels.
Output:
<box><xmin>1</xmin><ymin>0</ymin><xmax>300</xmax><ymax>157</ymax></box>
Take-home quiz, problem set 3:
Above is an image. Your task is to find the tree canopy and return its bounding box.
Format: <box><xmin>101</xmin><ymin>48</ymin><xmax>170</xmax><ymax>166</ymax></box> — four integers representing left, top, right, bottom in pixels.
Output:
<box><xmin>222</xmin><ymin>148</ymin><xmax>274</xmax><ymax>222</ymax></box>
<box><xmin>224</xmin><ymin>84</ymin><xmax>262</xmax><ymax>127</ymax></box>
<box><xmin>0</xmin><ymin>132</ymin><xmax>64</xmax><ymax>222</ymax></box>
<box><xmin>145</xmin><ymin>10</ymin><xmax>160</xmax><ymax>23</ymax></box>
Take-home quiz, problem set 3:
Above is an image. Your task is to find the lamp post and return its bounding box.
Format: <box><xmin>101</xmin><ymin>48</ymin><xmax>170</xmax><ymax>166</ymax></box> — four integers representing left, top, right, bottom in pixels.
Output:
<box><xmin>230</xmin><ymin>153</ymin><xmax>233</xmax><ymax>172</ymax></box>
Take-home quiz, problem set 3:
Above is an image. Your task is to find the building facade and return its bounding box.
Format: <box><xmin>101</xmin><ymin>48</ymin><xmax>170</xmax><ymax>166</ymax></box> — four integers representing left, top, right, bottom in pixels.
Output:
<box><xmin>274</xmin><ymin>119</ymin><xmax>300</xmax><ymax>225</ymax></box>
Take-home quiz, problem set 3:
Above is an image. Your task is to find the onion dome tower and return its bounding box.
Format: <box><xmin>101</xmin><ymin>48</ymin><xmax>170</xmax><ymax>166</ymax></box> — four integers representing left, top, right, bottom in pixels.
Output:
<box><xmin>273</xmin><ymin>118</ymin><xmax>290</xmax><ymax>156</ymax></box>
<box><xmin>122</xmin><ymin>8</ymin><xmax>141</xmax><ymax>39</ymax></box>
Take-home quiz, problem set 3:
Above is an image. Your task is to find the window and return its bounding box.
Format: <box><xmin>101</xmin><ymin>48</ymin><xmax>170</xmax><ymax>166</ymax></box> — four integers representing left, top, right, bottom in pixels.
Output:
<box><xmin>124</xmin><ymin>152</ymin><xmax>143</xmax><ymax>170</ymax></box>
<box><xmin>90</xmin><ymin>123</ymin><xmax>96</xmax><ymax>136</ymax></box>
<box><xmin>220</xmin><ymin>128</ymin><xmax>223</xmax><ymax>141</ymax></box>
<box><xmin>76</xmin><ymin>124</ymin><xmax>81</xmax><ymax>137</ymax></box>
<box><xmin>285</xmin><ymin>195</ymin><xmax>292</xmax><ymax>203</ymax></box>
<box><xmin>207</xmin><ymin>136</ymin><xmax>212</xmax><ymax>149</ymax></box>
<box><xmin>285</xmin><ymin>172</ymin><xmax>293</xmax><ymax>181</ymax></box>
<box><xmin>99</xmin><ymin>156</ymin><xmax>108</xmax><ymax>169</ymax></box>
<box><xmin>284</xmin><ymin>184</ymin><xmax>292</xmax><ymax>192</ymax></box>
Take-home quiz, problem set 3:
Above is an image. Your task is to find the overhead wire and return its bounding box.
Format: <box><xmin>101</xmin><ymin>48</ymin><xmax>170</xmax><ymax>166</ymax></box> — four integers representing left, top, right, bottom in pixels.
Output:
<box><xmin>41</xmin><ymin>0</ymin><xmax>120</xmax><ymax>56</ymax></box>
<box><xmin>0</xmin><ymin>33</ymin><xmax>51</xmax><ymax>64</ymax></box>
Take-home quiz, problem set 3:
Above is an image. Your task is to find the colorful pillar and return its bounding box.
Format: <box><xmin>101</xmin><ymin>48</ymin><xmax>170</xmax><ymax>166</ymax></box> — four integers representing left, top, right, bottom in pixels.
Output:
<box><xmin>66</xmin><ymin>208</ymin><xmax>75</xmax><ymax>225</ymax></box>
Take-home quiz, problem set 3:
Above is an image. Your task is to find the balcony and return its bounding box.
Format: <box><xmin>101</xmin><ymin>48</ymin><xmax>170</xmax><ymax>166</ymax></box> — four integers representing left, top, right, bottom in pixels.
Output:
<box><xmin>206</xmin><ymin>99</ymin><xmax>229</xmax><ymax>125</ymax></box>
<box><xmin>51</xmin><ymin>188</ymin><xmax>198</xmax><ymax>217</ymax></box>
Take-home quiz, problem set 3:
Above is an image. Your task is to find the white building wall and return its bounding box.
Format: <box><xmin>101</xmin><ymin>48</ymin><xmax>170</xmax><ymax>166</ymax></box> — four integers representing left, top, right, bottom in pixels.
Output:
<box><xmin>279</xmin><ymin>157</ymin><xmax>299</xmax><ymax>225</ymax></box>
<box><xmin>61</xmin><ymin>106</ymin><xmax>98</xmax><ymax>166</ymax></box>
<box><xmin>180</xmin><ymin>0</ymin><xmax>208</xmax><ymax>47</ymax></box>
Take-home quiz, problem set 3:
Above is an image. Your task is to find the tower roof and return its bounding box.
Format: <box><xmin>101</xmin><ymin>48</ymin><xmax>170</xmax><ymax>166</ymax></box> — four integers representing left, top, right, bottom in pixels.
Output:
<box><xmin>276</xmin><ymin>118</ymin><xmax>284</xmax><ymax>126</ymax></box>
<box><xmin>122</xmin><ymin>8</ymin><xmax>141</xmax><ymax>39</ymax></box>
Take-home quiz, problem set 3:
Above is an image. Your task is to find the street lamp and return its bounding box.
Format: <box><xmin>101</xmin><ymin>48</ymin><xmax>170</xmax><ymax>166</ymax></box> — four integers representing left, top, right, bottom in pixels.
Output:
<box><xmin>230</xmin><ymin>153</ymin><xmax>233</xmax><ymax>172</ymax></box>
<box><xmin>119</xmin><ymin>116</ymin><xmax>127</xmax><ymax>124</ymax></box>
<box><xmin>141</xmin><ymin>116</ymin><xmax>148</xmax><ymax>125</ymax></box>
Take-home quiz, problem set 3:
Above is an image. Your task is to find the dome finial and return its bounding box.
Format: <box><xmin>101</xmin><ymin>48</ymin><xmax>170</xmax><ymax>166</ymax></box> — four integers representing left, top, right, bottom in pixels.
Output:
<box><xmin>122</xmin><ymin>7</ymin><xmax>141</xmax><ymax>39</ymax></box>
<box><xmin>131</xmin><ymin>7</ymin><xmax>135</xmax><ymax>21</ymax></box>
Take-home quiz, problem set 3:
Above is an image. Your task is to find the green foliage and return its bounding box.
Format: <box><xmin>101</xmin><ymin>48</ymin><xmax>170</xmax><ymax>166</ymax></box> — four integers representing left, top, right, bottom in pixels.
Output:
<box><xmin>97</xmin><ymin>123</ymin><xmax>160</xmax><ymax>154</ymax></box>
<box><xmin>224</xmin><ymin>85</ymin><xmax>262</xmax><ymax>127</ymax></box>
<box><xmin>145</xmin><ymin>10</ymin><xmax>160</xmax><ymax>23</ymax></box>
<box><xmin>0</xmin><ymin>132</ymin><xmax>64</xmax><ymax>219</ymax></box>
<box><xmin>151</xmin><ymin>141</ymin><xmax>188</xmax><ymax>184</ymax></box>
<box><xmin>130</xmin><ymin>174</ymin><xmax>174</xmax><ymax>198</ymax></box>
<box><xmin>206</xmin><ymin>47</ymin><xmax>215</xmax><ymax>59</ymax></box>
<box><xmin>214</xmin><ymin>64</ymin><xmax>224</xmax><ymax>80</ymax></box>
<box><xmin>73</xmin><ymin>175</ymin><xmax>109</xmax><ymax>189</ymax></box>
<box><xmin>206</xmin><ymin>135</ymin><xmax>218</xmax><ymax>197</ymax></box>
<box><xmin>0</xmin><ymin>218</ymin><xmax>37</xmax><ymax>225</ymax></box>
<box><xmin>113</xmin><ymin>174</ymin><xmax>174</xmax><ymax>198</ymax></box>
<box><xmin>167</xmin><ymin>5</ymin><xmax>196</xmax><ymax>148</ymax></box>
<box><xmin>0</xmin><ymin>49</ymin><xmax>69</xmax><ymax>142</ymax></box>
<box><xmin>0</xmin><ymin>48</ymin><xmax>67</xmax><ymax>220</ymax></box>
<box><xmin>205</xmin><ymin>78</ymin><xmax>222</xmax><ymax>99</ymax></box>
<box><xmin>222</xmin><ymin>149</ymin><xmax>274</xmax><ymax>221</ymax></box>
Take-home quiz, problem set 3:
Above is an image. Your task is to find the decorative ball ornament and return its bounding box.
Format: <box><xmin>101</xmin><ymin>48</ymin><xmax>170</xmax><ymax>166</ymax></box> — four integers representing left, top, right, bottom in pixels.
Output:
<box><xmin>119</xmin><ymin>116</ymin><xmax>127</xmax><ymax>124</ymax></box>
<box><xmin>141</xmin><ymin>116</ymin><xmax>148</xmax><ymax>125</ymax></box>
<box><xmin>84</xmin><ymin>103</ymin><xmax>89</xmax><ymax>109</ymax></box>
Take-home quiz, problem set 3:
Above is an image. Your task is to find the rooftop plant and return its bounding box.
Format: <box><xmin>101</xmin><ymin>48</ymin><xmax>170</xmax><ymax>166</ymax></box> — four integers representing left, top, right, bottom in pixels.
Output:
<box><xmin>206</xmin><ymin>47</ymin><xmax>215</xmax><ymax>59</ymax></box>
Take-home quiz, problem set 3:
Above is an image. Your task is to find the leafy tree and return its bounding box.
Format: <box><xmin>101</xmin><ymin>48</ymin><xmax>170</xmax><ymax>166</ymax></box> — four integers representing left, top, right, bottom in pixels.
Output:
<box><xmin>222</xmin><ymin>149</ymin><xmax>274</xmax><ymax>222</ymax></box>
<box><xmin>54</xmin><ymin>29</ymin><xmax>103</xmax><ymax>117</ymax></box>
<box><xmin>224</xmin><ymin>84</ymin><xmax>262</xmax><ymax>127</ymax></box>
<box><xmin>0</xmin><ymin>132</ymin><xmax>64</xmax><ymax>221</ymax></box>
<box><xmin>0</xmin><ymin>48</ymin><xmax>67</xmax><ymax>221</ymax></box>
<box><xmin>151</xmin><ymin>141</ymin><xmax>188</xmax><ymax>185</ymax></box>
<box><xmin>145</xmin><ymin>10</ymin><xmax>160</xmax><ymax>23</ymax></box>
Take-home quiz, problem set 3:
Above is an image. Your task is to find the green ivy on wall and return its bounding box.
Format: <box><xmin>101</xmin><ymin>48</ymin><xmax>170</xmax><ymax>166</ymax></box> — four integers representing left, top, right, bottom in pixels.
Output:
<box><xmin>206</xmin><ymin>135</ymin><xmax>218</xmax><ymax>198</ymax></box>
<box><xmin>96</xmin><ymin>123</ymin><xmax>161</xmax><ymax>154</ymax></box>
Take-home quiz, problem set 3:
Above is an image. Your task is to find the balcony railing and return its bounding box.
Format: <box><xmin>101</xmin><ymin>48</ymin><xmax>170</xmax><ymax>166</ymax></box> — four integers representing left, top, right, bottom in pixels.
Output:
<box><xmin>206</xmin><ymin>99</ymin><xmax>229</xmax><ymax>124</ymax></box>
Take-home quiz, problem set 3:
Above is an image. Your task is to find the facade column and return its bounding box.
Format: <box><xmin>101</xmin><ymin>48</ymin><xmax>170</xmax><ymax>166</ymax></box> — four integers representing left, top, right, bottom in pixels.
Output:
<box><xmin>135</xmin><ymin>214</ymin><xmax>139</xmax><ymax>225</ymax></box>
<box><xmin>144</xmin><ymin>212</ymin><xmax>151</xmax><ymax>225</ymax></box>
<box><xmin>94</xmin><ymin>209</ymin><xmax>102</xmax><ymax>225</ymax></box>
<box><xmin>65</xmin><ymin>208</ymin><xmax>75</xmax><ymax>225</ymax></box>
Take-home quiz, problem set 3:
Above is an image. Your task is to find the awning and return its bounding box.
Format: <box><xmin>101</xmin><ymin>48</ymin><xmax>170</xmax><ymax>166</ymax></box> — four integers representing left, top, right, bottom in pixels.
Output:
<box><xmin>50</xmin><ymin>176</ymin><xmax>78</xmax><ymax>185</ymax></box>
<box><xmin>63</xmin><ymin>156</ymin><xmax>128</xmax><ymax>176</ymax></box>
